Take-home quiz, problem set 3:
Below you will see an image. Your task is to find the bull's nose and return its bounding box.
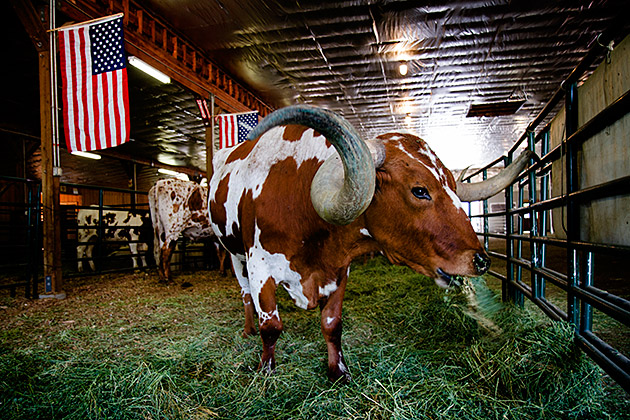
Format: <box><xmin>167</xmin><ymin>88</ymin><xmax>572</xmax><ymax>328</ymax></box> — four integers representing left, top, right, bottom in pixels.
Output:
<box><xmin>473</xmin><ymin>252</ymin><xmax>491</xmax><ymax>275</ymax></box>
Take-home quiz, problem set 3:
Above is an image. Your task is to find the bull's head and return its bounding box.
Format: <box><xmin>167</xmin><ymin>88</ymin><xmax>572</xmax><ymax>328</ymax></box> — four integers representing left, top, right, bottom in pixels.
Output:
<box><xmin>247</xmin><ymin>105</ymin><xmax>534</xmax><ymax>286</ymax></box>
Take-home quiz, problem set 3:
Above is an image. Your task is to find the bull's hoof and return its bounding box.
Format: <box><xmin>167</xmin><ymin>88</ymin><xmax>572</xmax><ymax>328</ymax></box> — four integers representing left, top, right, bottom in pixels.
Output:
<box><xmin>242</xmin><ymin>328</ymin><xmax>258</xmax><ymax>338</ymax></box>
<box><xmin>328</xmin><ymin>368</ymin><xmax>351</xmax><ymax>384</ymax></box>
<box><xmin>257</xmin><ymin>358</ymin><xmax>275</xmax><ymax>375</ymax></box>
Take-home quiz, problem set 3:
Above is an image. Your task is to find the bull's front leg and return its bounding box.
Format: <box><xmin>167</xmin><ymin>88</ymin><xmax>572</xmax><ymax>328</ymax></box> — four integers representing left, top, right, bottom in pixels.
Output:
<box><xmin>320</xmin><ymin>277</ymin><xmax>350</xmax><ymax>383</ymax></box>
<box><xmin>85</xmin><ymin>244</ymin><xmax>96</xmax><ymax>271</ymax></box>
<box><xmin>257</xmin><ymin>277</ymin><xmax>282</xmax><ymax>373</ymax></box>
<box><xmin>77</xmin><ymin>245</ymin><xmax>85</xmax><ymax>272</ymax></box>
<box><xmin>128</xmin><ymin>242</ymin><xmax>140</xmax><ymax>268</ymax></box>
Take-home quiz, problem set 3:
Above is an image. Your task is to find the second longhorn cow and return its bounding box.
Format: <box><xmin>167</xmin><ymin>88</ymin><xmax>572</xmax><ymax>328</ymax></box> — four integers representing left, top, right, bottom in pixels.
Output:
<box><xmin>149</xmin><ymin>179</ymin><xmax>229</xmax><ymax>281</ymax></box>
<box><xmin>208</xmin><ymin>105</ymin><xmax>535</xmax><ymax>382</ymax></box>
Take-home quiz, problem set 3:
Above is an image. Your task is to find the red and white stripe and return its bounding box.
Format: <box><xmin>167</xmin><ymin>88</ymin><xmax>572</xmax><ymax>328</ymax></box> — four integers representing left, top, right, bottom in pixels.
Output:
<box><xmin>217</xmin><ymin>114</ymin><xmax>238</xmax><ymax>149</ymax></box>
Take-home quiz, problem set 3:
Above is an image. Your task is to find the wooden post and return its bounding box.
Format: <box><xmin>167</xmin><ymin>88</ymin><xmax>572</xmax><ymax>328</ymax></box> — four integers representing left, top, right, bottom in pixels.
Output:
<box><xmin>39</xmin><ymin>49</ymin><xmax>65</xmax><ymax>299</ymax></box>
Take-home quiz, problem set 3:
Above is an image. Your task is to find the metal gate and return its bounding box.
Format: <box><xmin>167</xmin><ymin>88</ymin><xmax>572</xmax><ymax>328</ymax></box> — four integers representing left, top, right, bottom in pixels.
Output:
<box><xmin>0</xmin><ymin>176</ymin><xmax>41</xmax><ymax>298</ymax></box>
<box><xmin>463</xmin><ymin>29</ymin><xmax>630</xmax><ymax>392</ymax></box>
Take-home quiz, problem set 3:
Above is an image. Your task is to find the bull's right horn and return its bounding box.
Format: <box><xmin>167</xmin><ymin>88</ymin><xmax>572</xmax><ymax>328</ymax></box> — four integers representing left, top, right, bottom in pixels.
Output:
<box><xmin>247</xmin><ymin>105</ymin><xmax>375</xmax><ymax>225</ymax></box>
<box><xmin>456</xmin><ymin>150</ymin><xmax>538</xmax><ymax>202</ymax></box>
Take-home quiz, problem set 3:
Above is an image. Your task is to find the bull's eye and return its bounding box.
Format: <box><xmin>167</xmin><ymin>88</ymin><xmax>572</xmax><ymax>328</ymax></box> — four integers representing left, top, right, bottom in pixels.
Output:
<box><xmin>411</xmin><ymin>186</ymin><xmax>431</xmax><ymax>200</ymax></box>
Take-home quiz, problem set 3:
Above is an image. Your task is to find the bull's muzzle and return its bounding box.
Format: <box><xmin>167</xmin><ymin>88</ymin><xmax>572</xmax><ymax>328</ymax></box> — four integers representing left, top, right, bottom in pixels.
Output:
<box><xmin>474</xmin><ymin>252</ymin><xmax>491</xmax><ymax>275</ymax></box>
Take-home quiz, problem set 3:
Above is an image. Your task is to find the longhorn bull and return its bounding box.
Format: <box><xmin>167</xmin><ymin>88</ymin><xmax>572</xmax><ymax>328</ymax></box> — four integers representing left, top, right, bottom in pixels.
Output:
<box><xmin>208</xmin><ymin>105</ymin><xmax>534</xmax><ymax>382</ymax></box>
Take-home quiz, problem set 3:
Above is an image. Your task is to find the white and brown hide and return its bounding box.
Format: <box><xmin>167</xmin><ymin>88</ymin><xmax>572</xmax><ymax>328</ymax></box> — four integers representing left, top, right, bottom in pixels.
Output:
<box><xmin>149</xmin><ymin>179</ymin><xmax>228</xmax><ymax>281</ymax></box>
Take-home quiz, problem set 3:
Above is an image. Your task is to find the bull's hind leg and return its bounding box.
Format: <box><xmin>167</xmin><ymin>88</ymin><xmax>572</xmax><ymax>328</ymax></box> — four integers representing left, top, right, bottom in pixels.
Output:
<box><xmin>231</xmin><ymin>255</ymin><xmax>257</xmax><ymax>337</ymax></box>
<box><xmin>320</xmin><ymin>276</ymin><xmax>350</xmax><ymax>383</ymax></box>
<box><xmin>159</xmin><ymin>241</ymin><xmax>177</xmax><ymax>282</ymax></box>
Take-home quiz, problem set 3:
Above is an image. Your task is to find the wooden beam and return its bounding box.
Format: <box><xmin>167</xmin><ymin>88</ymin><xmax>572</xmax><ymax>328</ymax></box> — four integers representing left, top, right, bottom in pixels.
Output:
<box><xmin>39</xmin><ymin>48</ymin><xmax>65</xmax><ymax>298</ymax></box>
<box><xmin>9</xmin><ymin>0</ymin><xmax>49</xmax><ymax>52</ymax></box>
<box><xmin>57</xmin><ymin>0</ymin><xmax>275</xmax><ymax>116</ymax></box>
<box><xmin>12</xmin><ymin>0</ymin><xmax>65</xmax><ymax>298</ymax></box>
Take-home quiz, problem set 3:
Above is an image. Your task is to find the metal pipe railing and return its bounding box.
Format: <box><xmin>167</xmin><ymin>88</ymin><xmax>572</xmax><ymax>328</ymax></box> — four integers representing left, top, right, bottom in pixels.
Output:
<box><xmin>464</xmin><ymin>27</ymin><xmax>630</xmax><ymax>393</ymax></box>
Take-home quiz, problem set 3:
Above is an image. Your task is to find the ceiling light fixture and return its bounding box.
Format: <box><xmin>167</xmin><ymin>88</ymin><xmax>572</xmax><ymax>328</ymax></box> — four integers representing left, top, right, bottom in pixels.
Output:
<box><xmin>71</xmin><ymin>151</ymin><xmax>101</xmax><ymax>160</ymax></box>
<box><xmin>128</xmin><ymin>56</ymin><xmax>171</xmax><ymax>84</ymax></box>
<box><xmin>399</xmin><ymin>62</ymin><xmax>408</xmax><ymax>76</ymax></box>
<box><xmin>158</xmin><ymin>168</ymin><xmax>188</xmax><ymax>180</ymax></box>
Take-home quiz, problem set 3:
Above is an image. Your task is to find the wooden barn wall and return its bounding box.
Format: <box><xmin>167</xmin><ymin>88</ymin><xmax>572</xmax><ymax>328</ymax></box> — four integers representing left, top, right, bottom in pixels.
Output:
<box><xmin>550</xmin><ymin>34</ymin><xmax>630</xmax><ymax>246</ymax></box>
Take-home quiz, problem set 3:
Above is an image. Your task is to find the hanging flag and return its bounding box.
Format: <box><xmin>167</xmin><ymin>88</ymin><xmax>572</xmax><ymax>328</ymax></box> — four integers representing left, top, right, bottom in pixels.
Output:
<box><xmin>58</xmin><ymin>14</ymin><xmax>130</xmax><ymax>153</ymax></box>
<box><xmin>195</xmin><ymin>98</ymin><xmax>212</xmax><ymax>126</ymax></box>
<box><xmin>216</xmin><ymin>111</ymin><xmax>259</xmax><ymax>149</ymax></box>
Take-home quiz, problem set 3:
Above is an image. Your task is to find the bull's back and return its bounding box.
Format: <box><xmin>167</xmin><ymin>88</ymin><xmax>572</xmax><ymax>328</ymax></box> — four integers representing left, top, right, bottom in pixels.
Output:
<box><xmin>209</xmin><ymin>125</ymin><xmax>334</xmax><ymax>255</ymax></box>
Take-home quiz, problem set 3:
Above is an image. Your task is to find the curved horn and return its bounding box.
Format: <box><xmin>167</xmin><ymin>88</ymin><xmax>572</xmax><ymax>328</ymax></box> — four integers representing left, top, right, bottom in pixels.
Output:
<box><xmin>247</xmin><ymin>105</ymin><xmax>375</xmax><ymax>225</ymax></box>
<box><xmin>456</xmin><ymin>150</ymin><xmax>538</xmax><ymax>202</ymax></box>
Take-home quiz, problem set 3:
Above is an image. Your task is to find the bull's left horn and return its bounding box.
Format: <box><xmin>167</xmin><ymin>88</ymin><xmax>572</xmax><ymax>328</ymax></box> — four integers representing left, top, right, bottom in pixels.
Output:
<box><xmin>456</xmin><ymin>150</ymin><xmax>538</xmax><ymax>202</ymax></box>
<box><xmin>247</xmin><ymin>105</ymin><xmax>374</xmax><ymax>225</ymax></box>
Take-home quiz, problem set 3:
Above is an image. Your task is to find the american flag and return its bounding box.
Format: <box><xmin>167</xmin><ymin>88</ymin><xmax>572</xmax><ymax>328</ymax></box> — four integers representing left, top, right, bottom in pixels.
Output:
<box><xmin>195</xmin><ymin>98</ymin><xmax>212</xmax><ymax>126</ymax></box>
<box><xmin>216</xmin><ymin>111</ymin><xmax>259</xmax><ymax>149</ymax></box>
<box><xmin>58</xmin><ymin>15</ymin><xmax>130</xmax><ymax>153</ymax></box>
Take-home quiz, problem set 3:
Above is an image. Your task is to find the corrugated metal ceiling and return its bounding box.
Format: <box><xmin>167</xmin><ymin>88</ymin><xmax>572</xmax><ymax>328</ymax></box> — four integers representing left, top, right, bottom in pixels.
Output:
<box><xmin>3</xmin><ymin>0</ymin><xmax>628</xmax><ymax>184</ymax></box>
<box><xmin>133</xmin><ymin>0</ymin><xmax>627</xmax><ymax>170</ymax></box>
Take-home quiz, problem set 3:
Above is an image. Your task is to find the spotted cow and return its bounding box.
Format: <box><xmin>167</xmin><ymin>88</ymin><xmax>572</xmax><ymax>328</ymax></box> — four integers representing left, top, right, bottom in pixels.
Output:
<box><xmin>76</xmin><ymin>208</ymin><xmax>150</xmax><ymax>272</ymax></box>
<box><xmin>149</xmin><ymin>178</ymin><xmax>228</xmax><ymax>281</ymax></box>
<box><xmin>209</xmin><ymin>105</ymin><xmax>534</xmax><ymax>382</ymax></box>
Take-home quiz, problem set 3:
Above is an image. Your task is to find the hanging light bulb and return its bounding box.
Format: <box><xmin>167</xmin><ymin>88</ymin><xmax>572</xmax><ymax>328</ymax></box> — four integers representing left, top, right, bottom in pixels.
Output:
<box><xmin>399</xmin><ymin>62</ymin><xmax>408</xmax><ymax>76</ymax></box>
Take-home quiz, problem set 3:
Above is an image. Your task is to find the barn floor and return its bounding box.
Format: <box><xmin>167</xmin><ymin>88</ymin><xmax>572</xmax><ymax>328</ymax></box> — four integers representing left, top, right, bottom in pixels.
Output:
<box><xmin>1</xmin><ymin>260</ymin><xmax>628</xmax><ymax>419</ymax></box>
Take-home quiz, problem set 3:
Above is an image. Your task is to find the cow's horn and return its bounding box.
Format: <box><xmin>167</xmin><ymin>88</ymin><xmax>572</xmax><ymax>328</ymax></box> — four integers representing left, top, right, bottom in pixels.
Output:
<box><xmin>247</xmin><ymin>105</ymin><xmax>375</xmax><ymax>225</ymax></box>
<box><xmin>456</xmin><ymin>150</ymin><xmax>538</xmax><ymax>202</ymax></box>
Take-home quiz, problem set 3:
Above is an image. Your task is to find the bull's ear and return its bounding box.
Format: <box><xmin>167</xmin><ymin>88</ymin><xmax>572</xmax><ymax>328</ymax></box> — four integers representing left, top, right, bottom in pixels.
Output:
<box><xmin>366</xmin><ymin>139</ymin><xmax>386</xmax><ymax>169</ymax></box>
<box><xmin>374</xmin><ymin>164</ymin><xmax>390</xmax><ymax>193</ymax></box>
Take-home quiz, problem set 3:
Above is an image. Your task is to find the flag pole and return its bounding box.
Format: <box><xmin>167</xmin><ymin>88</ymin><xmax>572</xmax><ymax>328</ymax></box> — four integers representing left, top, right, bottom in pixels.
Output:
<box><xmin>50</xmin><ymin>0</ymin><xmax>61</xmax><ymax>174</ymax></box>
<box><xmin>206</xmin><ymin>93</ymin><xmax>216</xmax><ymax>183</ymax></box>
<box><xmin>48</xmin><ymin>12</ymin><xmax>124</xmax><ymax>32</ymax></box>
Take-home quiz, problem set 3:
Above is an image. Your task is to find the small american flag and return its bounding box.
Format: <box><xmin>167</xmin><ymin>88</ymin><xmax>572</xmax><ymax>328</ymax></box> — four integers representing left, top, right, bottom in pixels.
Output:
<box><xmin>195</xmin><ymin>98</ymin><xmax>212</xmax><ymax>125</ymax></box>
<box><xmin>216</xmin><ymin>111</ymin><xmax>259</xmax><ymax>149</ymax></box>
<box><xmin>58</xmin><ymin>14</ymin><xmax>130</xmax><ymax>153</ymax></box>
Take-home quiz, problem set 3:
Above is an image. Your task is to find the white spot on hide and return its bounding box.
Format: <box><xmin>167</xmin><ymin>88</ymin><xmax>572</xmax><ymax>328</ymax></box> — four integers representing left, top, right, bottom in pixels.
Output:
<box><xmin>319</xmin><ymin>281</ymin><xmax>338</xmax><ymax>298</ymax></box>
<box><xmin>247</xmin><ymin>222</ymin><xmax>308</xmax><ymax>310</ymax></box>
<box><xmin>259</xmin><ymin>308</ymin><xmax>279</xmax><ymax>324</ymax></box>
<box><xmin>338</xmin><ymin>351</ymin><xmax>348</xmax><ymax>374</ymax></box>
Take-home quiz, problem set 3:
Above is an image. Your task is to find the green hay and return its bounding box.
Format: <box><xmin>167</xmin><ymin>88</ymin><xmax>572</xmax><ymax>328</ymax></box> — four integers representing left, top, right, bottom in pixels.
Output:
<box><xmin>0</xmin><ymin>258</ymin><xmax>628</xmax><ymax>420</ymax></box>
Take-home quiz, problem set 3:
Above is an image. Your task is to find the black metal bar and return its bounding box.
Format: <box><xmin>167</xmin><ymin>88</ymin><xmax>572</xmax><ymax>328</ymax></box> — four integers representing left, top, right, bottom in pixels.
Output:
<box><xmin>61</xmin><ymin>181</ymin><xmax>146</xmax><ymax>196</ymax></box>
<box><xmin>580</xmin><ymin>252</ymin><xmax>594</xmax><ymax>334</ymax></box>
<box><xmin>565</xmin><ymin>81</ymin><xmax>580</xmax><ymax>327</ymax></box>
<box><xmin>98</xmin><ymin>188</ymin><xmax>104</xmax><ymax>273</ymax></box>
<box><xmin>504</xmin><ymin>153</ymin><xmax>515</xmax><ymax>303</ymax></box>
<box><xmin>482</xmin><ymin>169</ymin><xmax>489</xmax><ymax>250</ymax></box>
<box><xmin>576</xmin><ymin>332</ymin><xmax>630</xmax><ymax>394</ymax></box>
